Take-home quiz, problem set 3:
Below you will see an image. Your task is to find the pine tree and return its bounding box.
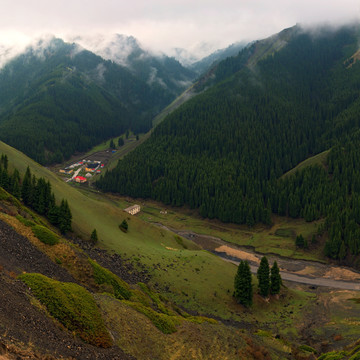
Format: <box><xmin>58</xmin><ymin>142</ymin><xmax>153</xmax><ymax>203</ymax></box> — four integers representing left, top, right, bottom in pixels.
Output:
<box><xmin>270</xmin><ymin>261</ymin><xmax>282</xmax><ymax>295</ymax></box>
<box><xmin>21</xmin><ymin>167</ymin><xmax>33</xmax><ymax>206</ymax></box>
<box><xmin>119</xmin><ymin>219</ymin><xmax>128</xmax><ymax>233</ymax></box>
<box><xmin>59</xmin><ymin>199</ymin><xmax>72</xmax><ymax>234</ymax></box>
<box><xmin>257</xmin><ymin>256</ymin><xmax>270</xmax><ymax>297</ymax></box>
<box><xmin>118</xmin><ymin>137</ymin><xmax>124</xmax><ymax>147</ymax></box>
<box><xmin>90</xmin><ymin>229</ymin><xmax>98</xmax><ymax>245</ymax></box>
<box><xmin>109</xmin><ymin>139</ymin><xmax>116</xmax><ymax>149</ymax></box>
<box><xmin>234</xmin><ymin>260</ymin><xmax>253</xmax><ymax>307</ymax></box>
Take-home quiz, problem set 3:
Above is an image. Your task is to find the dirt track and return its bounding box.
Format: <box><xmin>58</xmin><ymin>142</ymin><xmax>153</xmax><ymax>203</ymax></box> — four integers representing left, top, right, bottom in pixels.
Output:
<box><xmin>172</xmin><ymin>228</ymin><xmax>360</xmax><ymax>291</ymax></box>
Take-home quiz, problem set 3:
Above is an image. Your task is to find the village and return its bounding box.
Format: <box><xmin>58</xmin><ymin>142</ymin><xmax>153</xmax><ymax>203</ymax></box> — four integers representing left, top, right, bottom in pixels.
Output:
<box><xmin>59</xmin><ymin>159</ymin><xmax>105</xmax><ymax>184</ymax></box>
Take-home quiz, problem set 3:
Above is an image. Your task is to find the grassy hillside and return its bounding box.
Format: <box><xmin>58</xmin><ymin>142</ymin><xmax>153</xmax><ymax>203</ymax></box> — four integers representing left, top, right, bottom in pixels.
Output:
<box><xmin>282</xmin><ymin>150</ymin><xmax>330</xmax><ymax>178</ymax></box>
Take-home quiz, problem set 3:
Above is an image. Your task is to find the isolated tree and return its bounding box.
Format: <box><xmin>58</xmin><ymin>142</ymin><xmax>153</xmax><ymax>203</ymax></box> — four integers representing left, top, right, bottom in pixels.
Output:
<box><xmin>270</xmin><ymin>261</ymin><xmax>282</xmax><ymax>295</ymax></box>
<box><xmin>295</xmin><ymin>234</ymin><xmax>305</xmax><ymax>248</ymax></box>
<box><xmin>234</xmin><ymin>260</ymin><xmax>253</xmax><ymax>307</ymax></box>
<box><xmin>257</xmin><ymin>256</ymin><xmax>270</xmax><ymax>297</ymax></box>
<box><xmin>136</xmin><ymin>134</ymin><xmax>139</xmax><ymax>141</ymax></box>
<box><xmin>90</xmin><ymin>229</ymin><xmax>98</xmax><ymax>245</ymax></box>
<box><xmin>125</xmin><ymin>129</ymin><xmax>129</xmax><ymax>139</ymax></box>
<box><xmin>119</xmin><ymin>219</ymin><xmax>128</xmax><ymax>233</ymax></box>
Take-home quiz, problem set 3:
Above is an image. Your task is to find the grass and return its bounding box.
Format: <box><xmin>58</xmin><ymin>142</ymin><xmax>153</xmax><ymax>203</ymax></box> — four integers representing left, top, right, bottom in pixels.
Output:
<box><xmin>95</xmin><ymin>293</ymin><xmax>273</xmax><ymax>360</ymax></box>
<box><xmin>19</xmin><ymin>273</ymin><xmax>113</xmax><ymax>348</ymax></box>
<box><xmin>32</xmin><ymin>225</ymin><xmax>59</xmax><ymax>245</ymax></box>
<box><xmin>89</xmin><ymin>258</ymin><xmax>132</xmax><ymax>300</ymax></box>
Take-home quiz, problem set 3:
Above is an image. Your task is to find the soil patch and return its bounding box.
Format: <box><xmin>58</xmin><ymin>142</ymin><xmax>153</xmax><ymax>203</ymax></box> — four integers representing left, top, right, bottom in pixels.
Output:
<box><xmin>215</xmin><ymin>245</ymin><xmax>260</xmax><ymax>264</ymax></box>
<box><xmin>0</xmin><ymin>273</ymin><xmax>134</xmax><ymax>360</ymax></box>
<box><xmin>0</xmin><ymin>219</ymin><xmax>74</xmax><ymax>281</ymax></box>
<box><xmin>324</xmin><ymin>267</ymin><xmax>360</xmax><ymax>281</ymax></box>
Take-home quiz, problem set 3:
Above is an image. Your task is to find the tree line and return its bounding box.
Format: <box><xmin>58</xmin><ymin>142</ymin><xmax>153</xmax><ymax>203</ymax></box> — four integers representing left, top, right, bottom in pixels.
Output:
<box><xmin>234</xmin><ymin>256</ymin><xmax>282</xmax><ymax>307</ymax></box>
<box><xmin>95</xmin><ymin>26</ymin><xmax>360</xmax><ymax>266</ymax></box>
<box><xmin>0</xmin><ymin>154</ymin><xmax>72</xmax><ymax>233</ymax></box>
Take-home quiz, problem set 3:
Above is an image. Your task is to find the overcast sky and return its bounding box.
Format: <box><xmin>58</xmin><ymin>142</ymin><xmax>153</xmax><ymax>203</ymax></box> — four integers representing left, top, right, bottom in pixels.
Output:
<box><xmin>0</xmin><ymin>0</ymin><xmax>359</xmax><ymax>58</ymax></box>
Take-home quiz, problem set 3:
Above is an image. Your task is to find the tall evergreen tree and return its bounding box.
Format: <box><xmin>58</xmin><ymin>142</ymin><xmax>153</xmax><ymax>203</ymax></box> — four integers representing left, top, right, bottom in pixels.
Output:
<box><xmin>21</xmin><ymin>167</ymin><xmax>33</xmax><ymax>206</ymax></box>
<box><xmin>270</xmin><ymin>261</ymin><xmax>282</xmax><ymax>295</ymax></box>
<box><xmin>90</xmin><ymin>229</ymin><xmax>98</xmax><ymax>245</ymax></box>
<box><xmin>257</xmin><ymin>256</ymin><xmax>270</xmax><ymax>297</ymax></box>
<box><xmin>234</xmin><ymin>260</ymin><xmax>253</xmax><ymax>307</ymax></box>
<box><xmin>58</xmin><ymin>199</ymin><xmax>72</xmax><ymax>234</ymax></box>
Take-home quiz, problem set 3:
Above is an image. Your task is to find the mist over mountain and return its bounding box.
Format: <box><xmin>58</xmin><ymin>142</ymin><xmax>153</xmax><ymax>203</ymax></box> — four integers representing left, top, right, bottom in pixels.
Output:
<box><xmin>97</xmin><ymin>23</ymin><xmax>360</xmax><ymax>264</ymax></box>
<box><xmin>189</xmin><ymin>41</ymin><xmax>248</xmax><ymax>74</ymax></box>
<box><xmin>0</xmin><ymin>36</ymin><xmax>196</xmax><ymax>164</ymax></box>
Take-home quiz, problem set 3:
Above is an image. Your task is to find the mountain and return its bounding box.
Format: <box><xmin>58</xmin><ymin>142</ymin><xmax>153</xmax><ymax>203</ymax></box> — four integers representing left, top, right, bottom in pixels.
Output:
<box><xmin>189</xmin><ymin>41</ymin><xmax>247</xmax><ymax>74</ymax></box>
<box><xmin>96</xmin><ymin>23</ymin><xmax>360</xmax><ymax>265</ymax></box>
<box><xmin>0</xmin><ymin>36</ymin><xmax>196</xmax><ymax>164</ymax></box>
<box><xmin>72</xmin><ymin>34</ymin><xmax>196</xmax><ymax>96</ymax></box>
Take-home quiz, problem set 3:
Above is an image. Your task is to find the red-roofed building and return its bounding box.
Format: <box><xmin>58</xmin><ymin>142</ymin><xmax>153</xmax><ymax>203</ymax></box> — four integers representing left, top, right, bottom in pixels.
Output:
<box><xmin>75</xmin><ymin>176</ymin><xmax>87</xmax><ymax>183</ymax></box>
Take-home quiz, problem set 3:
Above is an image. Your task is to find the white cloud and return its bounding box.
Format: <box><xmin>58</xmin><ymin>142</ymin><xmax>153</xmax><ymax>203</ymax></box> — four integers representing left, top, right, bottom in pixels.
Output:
<box><xmin>0</xmin><ymin>0</ymin><xmax>358</xmax><ymax>60</ymax></box>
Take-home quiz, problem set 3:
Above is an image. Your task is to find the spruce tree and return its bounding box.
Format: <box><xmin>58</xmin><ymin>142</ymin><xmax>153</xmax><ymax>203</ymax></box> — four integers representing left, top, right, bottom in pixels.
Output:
<box><xmin>21</xmin><ymin>167</ymin><xmax>33</xmax><ymax>206</ymax></box>
<box><xmin>119</xmin><ymin>219</ymin><xmax>128</xmax><ymax>232</ymax></box>
<box><xmin>257</xmin><ymin>256</ymin><xmax>270</xmax><ymax>297</ymax></box>
<box><xmin>59</xmin><ymin>199</ymin><xmax>72</xmax><ymax>234</ymax></box>
<box><xmin>90</xmin><ymin>229</ymin><xmax>98</xmax><ymax>245</ymax></box>
<box><xmin>270</xmin><ymin>261</ymin><xmax>282</xmax><ymax>295</ymax></box>
<box><xmin>234</xmin><ymin>260</ymin><xmax>253</xmax><ymax>307</ymax></box>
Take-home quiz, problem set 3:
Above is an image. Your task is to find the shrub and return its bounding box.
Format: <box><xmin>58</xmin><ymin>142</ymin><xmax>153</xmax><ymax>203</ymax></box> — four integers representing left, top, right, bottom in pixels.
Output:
<box><xmin>124</xmin><ymin>301</ymin><xmax>179</xmax><ymax>334</ymax></box>
<box><xmin>32</xmin><ymin>225</ymin><xmax>59</xmax><ymax>245</ymax></box>
<box><xmin>16</xmin><ymin>215</ymin><xmax>35</xmax><ymax>227</ymax></box>
<box><xmin>89</xmin><ymin>259</ymin><xmax>131</xmax><ymax>300</ymax></box>
<box><xmin>19</xmin><ymin>273</ymin><xmax>112</xmax><ymax>347</ymax></box>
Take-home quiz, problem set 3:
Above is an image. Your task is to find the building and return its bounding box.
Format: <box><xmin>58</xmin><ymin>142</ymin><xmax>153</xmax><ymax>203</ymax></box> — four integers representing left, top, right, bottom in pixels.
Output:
<box><xmin>74</xmin><ymin>176</ymin><xmax>87</xmax><ymax>183</ymax></box>
<box><xmin>124</xmin><ymin>204</ymin><xmax>141</xmax><ymax>215</ymax></box>
<box><xmin>85</xmin><ymin>163</ymin><xmax>98</xmax><ymax>172</ymax></box>
<box><xmin>59</xmin><ymin>169</ymin><xmax>73</xmax><ymax>175</ymax></box>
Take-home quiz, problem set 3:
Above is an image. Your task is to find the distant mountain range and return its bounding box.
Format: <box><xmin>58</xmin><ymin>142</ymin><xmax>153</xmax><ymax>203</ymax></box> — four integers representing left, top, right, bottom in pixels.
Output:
<box><xmin>0</xmin><ymin>36</ymin><xmax>197</xmax><ymax>164</ymax></box>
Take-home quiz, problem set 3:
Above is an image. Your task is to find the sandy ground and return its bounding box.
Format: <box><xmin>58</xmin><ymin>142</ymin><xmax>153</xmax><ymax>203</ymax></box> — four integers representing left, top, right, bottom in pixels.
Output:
<box><xmin>215</xmin><ymin>245</ymin><xmax>260</xmax><ymax>264</ymax></box>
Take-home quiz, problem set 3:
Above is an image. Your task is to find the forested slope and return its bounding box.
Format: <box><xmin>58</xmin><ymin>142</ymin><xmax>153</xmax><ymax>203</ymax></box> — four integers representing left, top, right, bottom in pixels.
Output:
<box><xmin>0</xmin><ymin>38</ymin><xmax>195</xmax><ymax>164</ymax></box>
<box><xmin>96</xmin><ymin>24</ymin><xmax>360</xmax><ymax>264</ymax></box>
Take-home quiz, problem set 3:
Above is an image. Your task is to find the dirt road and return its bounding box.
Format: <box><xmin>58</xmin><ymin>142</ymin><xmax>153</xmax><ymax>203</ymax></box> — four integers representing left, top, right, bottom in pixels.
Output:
<box><xmin>159</xmin><ymin>225</ymin><xmax>360</xmax><ymax>291</ymax></box>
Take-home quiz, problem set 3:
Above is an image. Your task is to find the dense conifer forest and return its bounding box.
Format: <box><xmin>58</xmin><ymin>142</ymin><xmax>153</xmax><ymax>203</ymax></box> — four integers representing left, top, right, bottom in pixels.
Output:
<box><xmin>96</xmin><ymin>24</ymin><xmax>360</xmax><ymax>265</ymax></box>
<box><xmin>0</xmin><ymin>39</ymin><xmax>195</xmax><ymax>164</ymax></box>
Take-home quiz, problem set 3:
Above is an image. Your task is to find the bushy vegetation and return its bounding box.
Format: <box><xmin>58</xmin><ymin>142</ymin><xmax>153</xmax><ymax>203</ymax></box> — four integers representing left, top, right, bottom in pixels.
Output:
<box><xmin>89</xmin><ymin>258</ymin><xmax>132</xmax><ymax>300</ymax></box>
<box><xmin>32</xmin><ymin>225</ymin><xmax>59</xmax><ymax>246</ymax></box>
<box><xmin>124</xmin><ymin>300</ymin><xmax>179</xmax><ymax>334</ymax></box>
<box><xmin>19</xmin><ymin>273</ymin><xmax>113</xmax><ymax>347</ymax></box>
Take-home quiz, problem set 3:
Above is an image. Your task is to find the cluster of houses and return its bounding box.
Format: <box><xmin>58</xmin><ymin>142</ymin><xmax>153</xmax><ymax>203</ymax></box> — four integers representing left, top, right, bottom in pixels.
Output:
<box><xmin>59</xmin><ymin>160</ymin><xmax>105</xmax><ymax>184</ymax></box>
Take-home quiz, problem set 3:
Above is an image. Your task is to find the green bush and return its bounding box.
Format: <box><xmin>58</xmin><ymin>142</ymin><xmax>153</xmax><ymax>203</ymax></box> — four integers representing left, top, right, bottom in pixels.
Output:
<box><xmin>350</xmin><ymin>351</ymin><xmax>360</xmax><ymax>360</ymax></box>
<box><xmin>299</xmin><ymin>344</ymin><xmax>317</xmax><ymax>353</ymax></box>
<box><xmin>32</xmin><ymin>225</ymin><xmax>59</xmax><ymax>245</ymax></box>
<box><xmin>19</xmin><ymin>273</ymin><xmax>112</xmax><ymax>347</ymax></box>
<box><xmin>16</xmin><ymin>215</ymin><xmax>35</xmax><ymax>227</ymax></box>
<box><xmin>89</xmin><ymin>259</ymin><xmax>131</xmax><ymax>300</ymax></box>
<box><xmin>125</xmin><ymin>300</ymin><xmax>179</xmax><ymax>334</ymax></box>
